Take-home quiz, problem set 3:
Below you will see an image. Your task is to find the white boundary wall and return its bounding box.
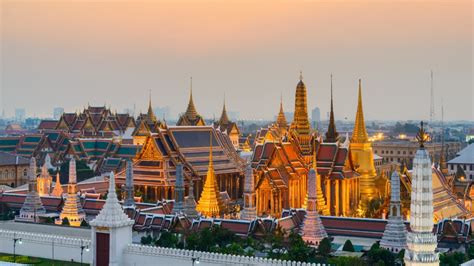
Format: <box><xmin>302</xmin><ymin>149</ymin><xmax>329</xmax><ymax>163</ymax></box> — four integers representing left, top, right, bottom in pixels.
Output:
<box><xmin>0</xmin><ymin>229</ymin><xmax>325</xmax><ymax>266</ymax></box>
<box><xmin>124</xmin><ymin>244</ymin><xmax>324</xmax><ymax>266</ymax></box>
<box><xmin>0</xmin><ymin>229</ymin><xmax>92</xmax><ymax>264</ymax></box>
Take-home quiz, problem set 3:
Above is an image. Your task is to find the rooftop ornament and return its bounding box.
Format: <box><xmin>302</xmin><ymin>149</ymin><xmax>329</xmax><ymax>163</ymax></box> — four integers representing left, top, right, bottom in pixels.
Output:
<box><xmin>416</xmin><ymin>121</ymin><xmax>429</xmax><ymax>148</ymax></box>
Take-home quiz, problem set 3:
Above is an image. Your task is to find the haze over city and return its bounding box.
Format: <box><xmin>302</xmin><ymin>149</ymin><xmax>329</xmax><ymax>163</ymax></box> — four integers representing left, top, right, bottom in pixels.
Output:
<box><xmin>1</xmin><ymin>0</ymin><xmax>472</xmax><ymax>121</ymax></box>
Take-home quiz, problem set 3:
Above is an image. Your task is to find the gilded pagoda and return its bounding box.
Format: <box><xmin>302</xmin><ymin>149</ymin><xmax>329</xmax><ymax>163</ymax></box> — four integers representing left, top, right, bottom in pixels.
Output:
<box><xmin>177</xmin><ymin>79</ymin><xmax>206</xmax><ymax>126</ymax></box>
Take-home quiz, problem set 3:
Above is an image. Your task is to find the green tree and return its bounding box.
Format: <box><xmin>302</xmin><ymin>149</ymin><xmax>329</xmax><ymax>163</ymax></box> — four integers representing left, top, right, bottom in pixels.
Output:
<box><xmin>285</xmin><ymin>232</ymin><xmax>315</xmax><ymax>262</ymax></box>
<box><xmin>328</xmin><ymin>256</ymin><xmax>367</xmax><ymax>266</ymax></box>
<box><xmin>61</xmin><ymin>217</ymin><xmax>70</xmax><ymax>226</ymax></box>
<box><xmin>440</xmin><ymin>252</ymin><xmax>467</xmax><ymax>266</ymax></box>
<box><xmin>140</xmin><ymin>235</ymin><xmax>154</xmax><ymax>245</ymax></box>
<box><xmin>366</xmin><ymin>242</ymin><xmax>395</xmax><ymax>266</ymax></box>
<box><xmin>156</xmin><ymin>231</ymin><xmax>179</xmax><ymax>248</ymax></box>
<box><xmin>467</xmin><ymin>245</ymin><xmax>474</xmax><ymax>260</ymax></box>
<box><xmin>342</xmin><ymin>239</ymin><xmax>355</xmax><ymax>252</ymax></box>
<box><xmin>317</xmin><ymin>237</ymin><xmax>332</xmax><ymax>257</ymax></box>
<box><xmin>80</xmin><ymin>220</ymin><xmax>89</xmax><ymax>227</ymax></box>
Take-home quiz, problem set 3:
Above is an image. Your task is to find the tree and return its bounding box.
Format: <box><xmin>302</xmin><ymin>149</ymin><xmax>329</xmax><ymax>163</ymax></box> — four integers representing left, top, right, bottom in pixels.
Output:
<box><xmin>440</xmin><ymin>252</ymin><xmax>467</xmax><ymax>266</ymax></box>
<box><xmin>342</xmin><ymin>239</ymin><xmax>355</xmax><ymax>252</ymax></box>
<box><xmin>317</xmin><ymin>237</ymin><xmax>332</xmax><ymax>257</ymax></box>
<box><xmin>156</xmin><ymin>231</ymin><xmax>179</xmax><ymax>248</ymax></box>
<box><xmin>140</xmin><ymin>235</ymin><xmax>154</xmax><ymax>245</ymax></box>
<box><xmin>285</xmin><ymin>232</ymin><xmax>315</xmax><ymax>262</ymax></box>
<box><xmin>366</xmin><ymin>242</ymin><xmax>395</xmax><ymax>266</ymax></box>
<box><xmin>328</xmin><ymin>256</ymin><xmax>367</xmax><ymax>266</ymax></box>
<box><xmin>467</xmin><ymin>245</ymin><xmax>474</xmax><ymax>260</ymax></box>
<box><xmin>80</xmin><ymin>220</ymin><xmax>89</xmax><ymax>227</ymax></box>
<box><xmin>62</xmin><ymin>217</ymin><xmax>70</xmax><ymax>226</ymax></box>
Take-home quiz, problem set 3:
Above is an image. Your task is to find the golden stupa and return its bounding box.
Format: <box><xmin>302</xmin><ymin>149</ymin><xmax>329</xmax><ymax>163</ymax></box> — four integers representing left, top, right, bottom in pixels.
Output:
<box><xmin>196</xmin><ymin>131</ymin><xmax>224</xmax><ymax>218</ymax></box>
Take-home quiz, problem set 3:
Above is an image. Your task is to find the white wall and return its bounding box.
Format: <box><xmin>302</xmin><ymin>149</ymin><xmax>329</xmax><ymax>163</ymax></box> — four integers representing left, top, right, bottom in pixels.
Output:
<box><xmin>123</xmin><ymin>244</ymin><xmax>323</xmax><ymax>266</ymax></box>
<box><xmin>0</xmin><ymin>229</ymin><xmax>92</xmax><ymax>264</ymax></box>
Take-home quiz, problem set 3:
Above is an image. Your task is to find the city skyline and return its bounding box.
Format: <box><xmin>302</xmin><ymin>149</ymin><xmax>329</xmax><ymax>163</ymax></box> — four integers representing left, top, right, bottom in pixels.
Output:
<box><xmin>1</xmin><ymin>0</ymin><xmax>472</xmax><ymax>121</ymax></box>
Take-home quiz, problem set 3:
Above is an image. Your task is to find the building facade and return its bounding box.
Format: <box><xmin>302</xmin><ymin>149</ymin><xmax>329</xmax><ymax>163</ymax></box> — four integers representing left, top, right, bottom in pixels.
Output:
<box><xmin>0</xmin><ymin>152</ymin><xmax>29</xmax><ymax>187</ymax></box>
<box><xmin>372</xmin><ymin>140</ymin><xmax>462</xmax><ymax>169</ymax></box>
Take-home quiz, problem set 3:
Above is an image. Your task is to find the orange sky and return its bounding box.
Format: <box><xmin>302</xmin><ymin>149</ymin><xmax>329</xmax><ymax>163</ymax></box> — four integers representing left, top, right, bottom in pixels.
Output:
<box><xmin>1</xmin><ymin>0</ymin><xmax>472</xmax><ymax>120</ymax></box>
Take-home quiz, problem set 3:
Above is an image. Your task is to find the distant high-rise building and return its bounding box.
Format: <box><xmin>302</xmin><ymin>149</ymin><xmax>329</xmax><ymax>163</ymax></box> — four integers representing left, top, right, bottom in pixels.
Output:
<box><xmin>53</xmin><ymin>107</ymin><xmax>64</xmax><ymax>120</ymax></box>
<box><xmin>311</xmin><ymin>107</ymin><xmax>320</xmax><ymax>127</ymax></box>
<box><xmin>15</xmin><ymin>108</ymin><xmax>26</xmax><ymax>122</ymax></box>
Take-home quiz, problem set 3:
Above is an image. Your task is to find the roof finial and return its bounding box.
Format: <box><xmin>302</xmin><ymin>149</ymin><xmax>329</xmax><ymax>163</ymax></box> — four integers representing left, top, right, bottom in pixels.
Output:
<box><xmin>325</xmin><ymin>73</ymin><xmax>339</xmax><ymax>142</ymax></box>
<box><xmin>416</xmin><ymin>121</ymin><xmax>428</xmax><ymax>148</ymax></box>
<box><xmin>299</xmin><ymin>70</ymin><xmax>303</xmax><ymax>81</ymax></box>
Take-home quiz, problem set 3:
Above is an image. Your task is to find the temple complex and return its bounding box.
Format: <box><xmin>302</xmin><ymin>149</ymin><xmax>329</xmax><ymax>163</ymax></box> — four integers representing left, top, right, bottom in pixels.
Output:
<box><xmin>404</xmin><ymin>122</ymin><xmax>439</xmax><ymax>265</ymax></box>
<box><xmin>289</xmin><ymin>72</ymin><xmax>312</xmax><ymax>162</ymax></box>
<box><xmin>380</xmin><ymin>171</ymin><xmax>407</xmax><ymax>252</ymax></box>
<box><xmin>57</xmin><ymin>158</ymin><xmax>85</xmax><ymax>226</ymax></box>
<box><xmin>350</xmin><ymin>80</ymin><xmax>377</xmax><ymax>207</ymax></box>
<box><xmin>196</xmin><ymin>134</ymin><xmax>225</xmax><ymax>217</ymax></box>
<box><xmin>16</xmin><ymin>158</ymin><xmax>46</xmax><ymax>223</ymax></box>
<box><xmin>214</xmin><ymin>99</ymin><xmax>240</xmax><ymax>150</ymax></box>
<box><xmin>176</xmin><ymin>79</ymin><xmax>206</xmax><ymax>126</ymax></box>
<box><xmin>300</xmin><ymin>149</ymin><xmax>328</xmax><ymax>246</ymax></box>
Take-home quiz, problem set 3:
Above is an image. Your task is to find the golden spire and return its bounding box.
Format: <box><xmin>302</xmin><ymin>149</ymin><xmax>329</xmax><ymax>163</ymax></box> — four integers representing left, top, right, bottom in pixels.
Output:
<box><xmin>147</xmin><ymin>89</ymin><xmax>157</xmax><ymax>122</ymax></box>
<box><xmin>291</xmin><ymin>71</ymin><xmax>311</xmax><ymax>135</ymax></box>
<box><xmin>325</xmin><ymin>74</ymin><xmax>339</xmax><ymax>142</ymax></box>
<box><xmin>351</xmin><ymin>79</ymin><xmax>369</xmax><ymax>143</ymax></box>
<box><xmin>196</xmin><ymin>130</ymin><xmax>224</xmax><ymax>217</ymax></box>
<box><xmin>276</xmin><ymin>93</ymin><xmax>287</xmax><ymax>130</ymax></box>
<box><xmin>185</xmin><ymin>77</ymin><xmax>198</xmax><ymax>121</ymax></box>
<box><xmin>51</xmin><ymin>170</ymin><xmax>63</xmax><ymax>197</ymax></box>
<box><xmin>219</xmin><ymin>94</ymin><xmax>229</xmax><ymax>125</ymax></box>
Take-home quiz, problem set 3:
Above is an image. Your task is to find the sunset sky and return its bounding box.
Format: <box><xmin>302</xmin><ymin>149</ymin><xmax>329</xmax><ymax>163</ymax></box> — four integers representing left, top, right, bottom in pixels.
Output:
<box><xmin>1</xmin><ymin>0</ymin><xmax>472</xmax><ymax>121</ymax></box>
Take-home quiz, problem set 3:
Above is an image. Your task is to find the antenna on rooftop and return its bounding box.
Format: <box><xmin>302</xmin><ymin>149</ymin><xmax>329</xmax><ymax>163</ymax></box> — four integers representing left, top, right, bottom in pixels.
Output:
<box><xmin>429</xmin><ymin>70</ymin><xmax>435</xmax><ymax>125</ymax></box>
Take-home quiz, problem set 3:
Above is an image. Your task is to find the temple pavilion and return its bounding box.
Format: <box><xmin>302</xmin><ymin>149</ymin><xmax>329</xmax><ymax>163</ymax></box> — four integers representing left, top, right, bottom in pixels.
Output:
<box><xmin>115</xmin><ymin>125</ymin><xmax>245</xmax><ymax>203</ymax></box>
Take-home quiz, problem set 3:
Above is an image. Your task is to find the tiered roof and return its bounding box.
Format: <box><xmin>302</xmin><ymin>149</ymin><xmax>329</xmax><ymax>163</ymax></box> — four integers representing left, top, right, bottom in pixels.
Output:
<box><xmin>177</xmin><ymin>82</ymin><xmax>206</xmax><ymax>126</ymax></box>
<box><xmin>55</xmin><ymin>106</ymin><xmax>135</xmax><ymax>136</ymax></box>
<box><xmin>214</xmin><ymin>101</ymin><xmax>240</xmax><ymax>135</ymax></box>
<box><xmin>116</xmin><ymin>126</ymin><xmax>244</xmax><ymax>188</ymax></box>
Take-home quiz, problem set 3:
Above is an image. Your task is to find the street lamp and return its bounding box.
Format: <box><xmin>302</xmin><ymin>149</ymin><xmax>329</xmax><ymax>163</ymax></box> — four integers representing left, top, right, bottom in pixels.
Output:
<box><xmin>191</xmin><ymin>250</ymin><xmax>200</xmax><ymax>266</ymax></box>
<box><xmin>13</xmin><ymin>233</ymin><xmax>22</xmax><ymax>262</ymax></box>
<box><xmin>80</xmin><ymin>240</ymin><xmax>89</xmax><ymax>265</ymax></box>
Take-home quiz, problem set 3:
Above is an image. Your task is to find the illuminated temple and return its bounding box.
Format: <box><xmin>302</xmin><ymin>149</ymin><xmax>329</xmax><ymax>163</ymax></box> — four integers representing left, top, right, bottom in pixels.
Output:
<box><xmin>116</xmin><ymin>126</ymin><xmax>245</xmax><ymax>203</ymax></box>
<box><xmin>1</xmin><ymin>73</ymin><xmax>471</xmax><ymax>225</ymax></box>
